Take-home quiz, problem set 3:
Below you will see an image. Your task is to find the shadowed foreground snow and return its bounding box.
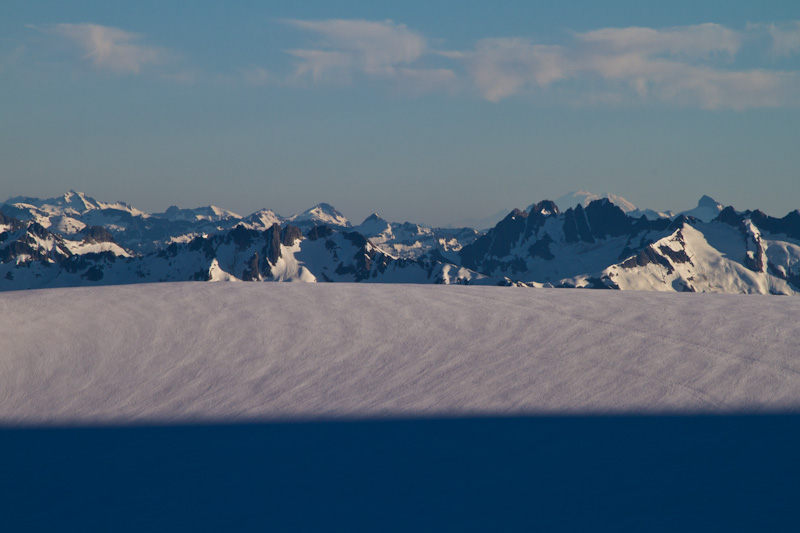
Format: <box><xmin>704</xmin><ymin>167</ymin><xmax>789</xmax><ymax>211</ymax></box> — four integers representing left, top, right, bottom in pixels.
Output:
<box><xmin>4</xmin><ymin>284</ymin><xmax>800</xmax><ymax>531</ymax></box>
<box><xmin>2</xmin><ymin>283</ymin><xmax>800</xmax><ymax>422</ymax></box>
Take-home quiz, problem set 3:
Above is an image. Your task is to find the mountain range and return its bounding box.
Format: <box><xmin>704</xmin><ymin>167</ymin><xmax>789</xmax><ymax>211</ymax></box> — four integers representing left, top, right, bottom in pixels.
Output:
<box><xmin>1</xmin><ymin>190</ymin><xmax>798</xmax><ymax>294</ymax></box>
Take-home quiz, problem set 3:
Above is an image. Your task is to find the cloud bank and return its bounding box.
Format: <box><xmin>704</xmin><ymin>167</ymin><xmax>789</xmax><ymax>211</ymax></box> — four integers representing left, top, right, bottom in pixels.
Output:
<box><xmin>30</xmin><ymin>19</ymin><xmax>800</xmax><ymax>108</ymax></box>
<box><xmin>285</xmin><ymin>19</ymin><xmax>800</xmax><ymax>109</ymax></box>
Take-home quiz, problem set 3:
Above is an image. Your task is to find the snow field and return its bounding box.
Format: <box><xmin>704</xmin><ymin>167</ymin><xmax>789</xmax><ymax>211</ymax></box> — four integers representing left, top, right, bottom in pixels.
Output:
<box><xmin>1</xmin><ymin>282</ymin><xmax>799</xmax><ymax>424</ymax></box>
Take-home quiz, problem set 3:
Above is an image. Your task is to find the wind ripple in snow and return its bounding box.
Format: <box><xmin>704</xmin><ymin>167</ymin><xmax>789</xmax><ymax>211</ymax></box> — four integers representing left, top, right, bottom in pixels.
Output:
<box><xmin>2</xmin><ymin>283</ymin><xmax>799</xmax><ymax>423</ymax></box>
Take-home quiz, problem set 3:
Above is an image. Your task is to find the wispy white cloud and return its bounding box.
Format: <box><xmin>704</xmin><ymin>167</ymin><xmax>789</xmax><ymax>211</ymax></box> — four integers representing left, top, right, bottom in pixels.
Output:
<box><xmin>283</xmin><ymin>18</ymin><xmax>431</xmax><ymax>81</ymax></box>
<box><xmin>462</xmin><ymin>39</ymin><xmax>568</xmax><ymax>102</ymax></box>
<box><xmin>576</xmin><ymin>23</ymin><xmax>741</xmax><ymax>58</ymax></box>
<box><xmin>446</xmin><ymin>22</ymin><xmax>799</xmax><ymax>109</ymax></box>
<box><xmin>26</xmin><ymin>18</ymin><xmax>799</xmax><ymax>109</ymax></box>
<box><xmin>41</xmin><ymin>23</ymin><xmax>169</xmax><ymax>74</ymax></box>
<box><xmin>764</xmin><ymin>21</ymin><xmax>800</xmax><ymax>57</ymax></box>
<box><xmin>570</xmin><ymin>24</ymin><xmax>795</xmax><ymax>109</ymax></box>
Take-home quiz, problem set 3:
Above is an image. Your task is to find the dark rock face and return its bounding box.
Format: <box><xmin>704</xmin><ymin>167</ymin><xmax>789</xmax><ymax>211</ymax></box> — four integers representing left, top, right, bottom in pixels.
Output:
<box><xmin>658</xmin><ymin>245</ymin><xmax>692</xmax><ymax>266</ymax></box>
<box><xmin>61</xmin><ymin>252</ymin><xmax>118</xmax><ymax>274</ymax></box>
<box><xmin>621</xmin><ymin>246</ymin><xmax>674</xmax><ymax>274</ymax></box>
<box><xmin>745</xmin><ymin>249</ymin><xmax>765</xmax><ymax>273</ymax></box>
<box><xmin>241</xmin><ymin>252</ymin><xmax>261</xmax><ymax>282</ymax></box>
<box><xmin>716</xmin><ymin>206</ymin><xmax>745</xmax><ymax>227</ymax></box>
<box><xmin>743</xmin><ymin>231</ymin><xmax>766</xmax><ymax>273</ymax></box>
<box><xmin>489</xmin><ymin>209</ymin><xmax>527</xmax><ymax>257</ymax></box>
<box><xmin>263</xmin><ymin>224</ymin><xmax>283</xmax><ymax>266</ymax></box>
<box><xmin>228</xmin><ymin>224</ymin><xmax>260</xmax><ymax>251</ymax></box>
<box><xmin>562</xmin><ymin>208</ymin><xmax>580</xmax><ymax>244</ymax></box>
<box><xmin>27</xmin><ymin>222</ymin><xmax>51</xmax><ymax>240</ymax></box>
<box><xmin>528</xmin><ymin>234</ymin><xmax>555</xmax><ymax>261</ymax></box>
<box><xmin>306</xmin><ymin>225</ymin><xmax>334</xmax><ymax>241</ymax></box>
<box><xmin>188</xmin><ymin>236</ymin><xmax>218</xmax><ymax>260</ymax></box>
<box><xmin>281</xmin><ymin>226</ymin><xmax>303</xmax><ymax>246</ymax></box>
<box><xmin>459</xmin><ymin>209</ymin><xmax>528</xmax><ymax>272</ymax></box>
<box><xmin>748</xmin><ymin>209</ymin><xmax>800</xmax><ymax>240</ymax></box>
<box><xmin>342</xmin><ymin>231</ymin><xmax>369</xmax><ymax>249</ymax></box>
<box><xmin>82</xmin><ymin>226</ymin><xmax>115</xmax><ymax>243</ymax></box>
<box><xmin>562</xmin><ymin>205</ymin><xmax>595</xmax><ymax>244</ymax></box>
<box><xmin>80</xmin><ymin>265</ymin><xmax>104</xmax><ymax>281</ymax></box>
<box><xmin>584</xmin><ymin>200</ymin><xmax>631</xmax><ymax>239</ymax></box>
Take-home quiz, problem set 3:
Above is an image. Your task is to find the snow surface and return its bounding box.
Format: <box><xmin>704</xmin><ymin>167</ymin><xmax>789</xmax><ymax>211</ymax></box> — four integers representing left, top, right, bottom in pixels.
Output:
<box><xmin>2</xmin><ymin>283</ymin><xmax>799</xmax><ymax>424</ymax></box>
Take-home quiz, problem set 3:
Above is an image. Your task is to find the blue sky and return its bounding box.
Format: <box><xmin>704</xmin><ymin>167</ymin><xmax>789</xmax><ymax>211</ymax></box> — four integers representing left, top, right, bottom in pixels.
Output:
<box><xmin>2</xmin><ymin>1</ymin><xmax>799</xmax><ymax>225</ymax></box>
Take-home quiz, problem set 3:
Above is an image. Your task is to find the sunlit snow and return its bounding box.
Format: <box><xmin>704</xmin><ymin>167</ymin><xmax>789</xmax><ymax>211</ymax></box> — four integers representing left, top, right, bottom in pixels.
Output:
<box><xmin>2</xmin><ymin>282</ymin><xmax>799</xmax><ymax>424</ymax></box>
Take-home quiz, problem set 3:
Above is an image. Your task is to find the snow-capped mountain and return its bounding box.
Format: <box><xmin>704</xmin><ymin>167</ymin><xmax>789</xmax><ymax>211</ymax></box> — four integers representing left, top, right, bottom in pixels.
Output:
<box><xmin>154</xmin><ymin>205</ymin><xmax>242</xmax><ymax>223</ymax></box>
<box><xmin>287</xmin><ymin>203</ymin><xmax>351</xmax><ymax>228</ymax></box>
<box><xmin>0</xmin><ymin>208</ymin><xmax>501</xmax><ymax>290</ymax></box>
<box><xmin>2</xmin><ymin>193</ymin><xmax>261</xmax><ymax>254</ymax></box>
<box><xmin>459</xmin><ymin>197</ymin><xmax>800</xmax><ymax>294</ymax></box>
<box><xmin>1</xmin><ymin>190</ymin><xmax>798</xmax><ymax>294</ymax></box>
<box><xmin>240</xmin><ymin>208</ymin><xmax>283</xmax><ymax>230</ymax></box>
<box><xmin>3</xmin><ymin>190</ymin><xmax>147</xmax><ymax>218</ymax></box>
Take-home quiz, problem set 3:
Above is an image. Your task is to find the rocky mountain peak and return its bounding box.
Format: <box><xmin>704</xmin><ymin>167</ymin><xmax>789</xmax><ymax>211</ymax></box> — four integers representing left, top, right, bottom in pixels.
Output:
<box><xmin>698</xmin><ymin>195</ymin><xmax>721</xmax><ymax>208</ymax></box>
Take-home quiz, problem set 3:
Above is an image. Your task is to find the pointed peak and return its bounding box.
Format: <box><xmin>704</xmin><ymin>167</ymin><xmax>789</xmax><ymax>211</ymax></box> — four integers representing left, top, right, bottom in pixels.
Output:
<box><xmin>698</xmin><ymin>195</ymin><xmax>721</xmax><ymax>208</ymax></box>
<box><xmin>363</xmin><ymin>212</ymin><xmax>385</xmax><ymax>223</ymax></box>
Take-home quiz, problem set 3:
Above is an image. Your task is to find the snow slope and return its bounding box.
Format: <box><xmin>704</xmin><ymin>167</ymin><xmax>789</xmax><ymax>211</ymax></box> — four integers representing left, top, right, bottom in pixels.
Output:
<box><xmin>2</xmin><ymin>283</ymin><xmax>799</xmax><ymax>424</ymax></box>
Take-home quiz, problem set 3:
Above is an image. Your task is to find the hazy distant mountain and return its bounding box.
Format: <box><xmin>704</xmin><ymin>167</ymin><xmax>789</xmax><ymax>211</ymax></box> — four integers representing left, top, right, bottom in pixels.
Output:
<box><xmin>550</xmin><ymin>190</ymin><xmax>672</xmax><ymax>220</ymax></box>
<box><xmin>1</xmin><ymin>190</ymin><xmax>798</xmax><ymax>294</ymax></box>
<box><xmin>677</xmin><ymin>195</ymin><xmax>726</xmax><ymax>222</ymax></box>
